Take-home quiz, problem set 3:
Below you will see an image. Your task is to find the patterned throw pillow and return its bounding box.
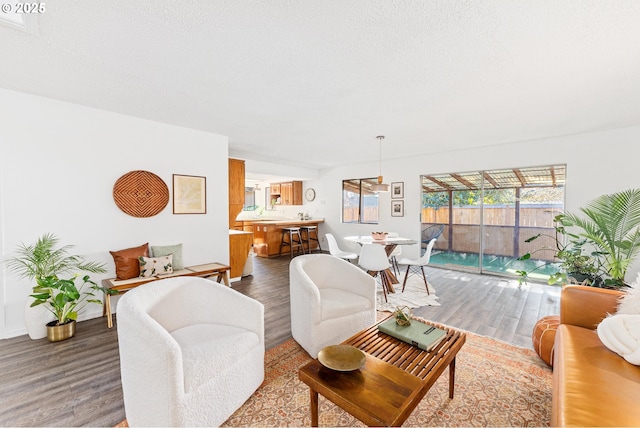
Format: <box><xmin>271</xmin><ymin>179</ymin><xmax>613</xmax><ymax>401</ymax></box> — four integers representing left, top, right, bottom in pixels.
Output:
<box><xmin>139</xmin><ymin>254</ymin><xmax>174</xmax><ymax>278</ymax></box>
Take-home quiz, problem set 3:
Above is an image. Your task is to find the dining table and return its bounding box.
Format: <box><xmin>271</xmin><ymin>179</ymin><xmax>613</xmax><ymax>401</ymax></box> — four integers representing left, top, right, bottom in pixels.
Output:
<box><xmin>344</xmin><ymin>235</ymin><xmax>418</xmax><ymax>296</ymax></box>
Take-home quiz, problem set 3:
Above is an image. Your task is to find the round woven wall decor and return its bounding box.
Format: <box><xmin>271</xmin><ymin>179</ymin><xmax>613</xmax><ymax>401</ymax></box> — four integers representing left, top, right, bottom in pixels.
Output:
<box><xmin>113</xmin><ymin>170</ymin><xmax>169</xmax><ymax>217</ymax></box>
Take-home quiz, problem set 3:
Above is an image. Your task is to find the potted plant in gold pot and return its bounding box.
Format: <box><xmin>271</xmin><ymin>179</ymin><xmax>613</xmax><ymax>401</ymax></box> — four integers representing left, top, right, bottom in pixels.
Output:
<box><xmin>31</xmin><ymin>274</ymin><xmax>109</xmax><ymax>341</ymax></box>
<box><xmin>4</xmin><ymin>233</ymin><xmax>109</xmax><ymax>339</ymax></box>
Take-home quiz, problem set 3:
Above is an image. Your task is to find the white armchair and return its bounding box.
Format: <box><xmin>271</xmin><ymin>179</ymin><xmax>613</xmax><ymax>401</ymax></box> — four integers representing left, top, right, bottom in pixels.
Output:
<box><xmin>116</xmin><ymin>276</ymin><xmax>264</xmax><ymax>427</ymax></box>
<box><xmin>290</xmin><ymin>254</ymin><xmax>376</xmax><ymax>358</ymax></box>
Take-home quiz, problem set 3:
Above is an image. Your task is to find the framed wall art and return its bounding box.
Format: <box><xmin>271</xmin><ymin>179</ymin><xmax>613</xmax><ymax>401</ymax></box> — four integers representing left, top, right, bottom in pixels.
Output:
<box><xmin>173</xmin><ymin>174</ymin><xmax>207</xmax><ymax>214</ymax></box>
<box><xmin>391</xmin><ymin>182</ymin><xmax>404</xmax><ymax>199</ymax></box>
<box><xmin>391</xmin><ymin>200</ymin><xmax>404</xmax><ymax>217</ymax></box>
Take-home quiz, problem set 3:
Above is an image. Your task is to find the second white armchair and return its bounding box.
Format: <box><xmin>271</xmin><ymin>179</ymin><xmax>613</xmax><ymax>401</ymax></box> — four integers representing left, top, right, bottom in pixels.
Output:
<box><xmin>290</xmin><ymin>254</ymin><xmax>377</xmax><ymax>358</ymax></box>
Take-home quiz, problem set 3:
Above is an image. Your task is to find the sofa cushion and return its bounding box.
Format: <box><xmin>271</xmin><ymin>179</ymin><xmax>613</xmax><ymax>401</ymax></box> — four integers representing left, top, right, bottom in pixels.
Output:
<box><xmin>139</xmin><ymin>254</ymin><xmax>173</xmax><ymax>278</ymax></box>
<box><xmin>319</xmin><ymin>288</ymin><xmax>372</xmax><ymax>320</ymax></box>
<box><xmin>597</xmin><ymin>314</ymin><xmax>640</xmax><ymax>365</ymax></box>
<box><xmin>553</xmin><ymin>324</ymin><xmax>640</xmax><ymax>426</ymax></box>
<box><xmin>151</xmin><ymin>243</ymin><xmax>184</xmax><ymax>270</ymax></box>
<box><xmin>109</xmin><ymin>243</ymin><xmax>149</xmax><ymax>280</ymax></box>
<box><xmin>617</xmin><ymin>272</ymin><xmax>640</xmax><ymax>315</ymax></box>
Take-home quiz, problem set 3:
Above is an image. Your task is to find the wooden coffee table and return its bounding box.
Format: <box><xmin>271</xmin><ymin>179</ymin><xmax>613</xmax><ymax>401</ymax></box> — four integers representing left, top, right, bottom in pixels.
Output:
<box><xmin>298</xmin><ymin>317</ymin><xmax>466</xmax><ymax>427</ymax></box>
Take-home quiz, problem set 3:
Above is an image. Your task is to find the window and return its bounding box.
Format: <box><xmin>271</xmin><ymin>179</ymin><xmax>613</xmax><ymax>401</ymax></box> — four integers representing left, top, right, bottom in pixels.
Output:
<box><xmin>342</xmin><ymin>178</ymin><xmax>379</xmax><ymax>224</ymax></box>
<box><xmin>243</xmin><ymin>187</ymin><xmax>257</xmax><ymax>210</ymax></box>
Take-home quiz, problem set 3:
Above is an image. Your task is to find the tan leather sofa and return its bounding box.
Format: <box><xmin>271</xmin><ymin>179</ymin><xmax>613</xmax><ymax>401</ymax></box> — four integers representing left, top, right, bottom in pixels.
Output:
<box><xmin>552</xmin><ymin>285</ymin><xmax>640</xmax><ymax>426</ymax></box>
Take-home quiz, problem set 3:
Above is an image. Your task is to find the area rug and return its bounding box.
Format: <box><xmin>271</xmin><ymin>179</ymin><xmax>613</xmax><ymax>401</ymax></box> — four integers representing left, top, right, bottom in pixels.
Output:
<box><xmin>116</xmin><ymin>332</ymin><xmax>551</xmax><ymax>427</ymax></box>
<box><xmin>223</xmin><ymin>333</ymin><xmax>552</xmax><ymax>427</ymax></box>
<box><xmin>376</xmin><ymin>273</ymin><xmax>440</xmax><ymax>312</ymax></box>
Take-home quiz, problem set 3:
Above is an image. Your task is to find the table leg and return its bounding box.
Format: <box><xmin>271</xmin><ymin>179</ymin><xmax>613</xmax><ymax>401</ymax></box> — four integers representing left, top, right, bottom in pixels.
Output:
<box><xmin>310</xmin><ymin>388</ymin><xmax>319</xmax><ymax>427</ymax></box>
<box><xmin>105</xmin><ymin>293</ymin><xmax>113</xmax><ymax>329</ymax></box>
<box><xmin>449</xmin><ymin>356</ymin><xmax>456</xmax><ymax>399</ymax></box>
<box><xmin>380</xmin><ymin>269</ymin><xmax>398</xmax><ymax>292</ymax></box>
<box><xmin>222</xmin><ymin>270</ymin><xmax>230</xmax><ymax>287</ymax></box>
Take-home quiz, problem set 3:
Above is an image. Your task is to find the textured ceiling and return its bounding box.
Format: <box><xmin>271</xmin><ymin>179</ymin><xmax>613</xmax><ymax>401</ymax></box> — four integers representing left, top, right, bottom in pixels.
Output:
<box><xmin>1</xmin><ymin>1</ymin><xmax>640</xmax><ymax>170</ymax></box>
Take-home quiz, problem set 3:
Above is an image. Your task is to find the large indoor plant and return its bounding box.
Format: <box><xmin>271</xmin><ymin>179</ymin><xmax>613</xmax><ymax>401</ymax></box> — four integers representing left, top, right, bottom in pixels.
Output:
<box><xmin>516</xmin><ymin>216</ymin><xmax>605</xmax><ymax>286</ymax></box>
<box><xmin>517</xmin><ymin>189</ymin><xmax>640</xmax><ymax>289</ymax></box>
<box><xmin>4</xmin><ymin>233</ymin><xmax>108</xmax><ymax>339</ymax></box>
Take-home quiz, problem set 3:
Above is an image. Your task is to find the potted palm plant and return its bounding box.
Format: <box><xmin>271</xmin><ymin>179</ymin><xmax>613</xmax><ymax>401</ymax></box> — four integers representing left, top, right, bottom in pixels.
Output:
<box><xmin>517</xmin><ymin>189</ymin><xmax>640</xmax><ymax>289</ymax></box>
<box><xmin>559</xmin><ymin>188</ymin><xmax>640</xmax><ymax>288</ymax></box>
<box><xmin>4</xmin><ymin>233</ymin><xmax>108</xmax><ymax>339</ymax></box>
<box><xmin>516</xmin><ymin>217</ymin><xmax>605</xmax><ymax>286</ymax></box>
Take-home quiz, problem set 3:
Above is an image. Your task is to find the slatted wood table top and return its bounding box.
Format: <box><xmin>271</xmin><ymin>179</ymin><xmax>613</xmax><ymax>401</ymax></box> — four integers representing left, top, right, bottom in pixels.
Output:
<box><xmin>298</xmin><ymin>317</ymin><xmax>466</xmax><ymax>427</ymax></box>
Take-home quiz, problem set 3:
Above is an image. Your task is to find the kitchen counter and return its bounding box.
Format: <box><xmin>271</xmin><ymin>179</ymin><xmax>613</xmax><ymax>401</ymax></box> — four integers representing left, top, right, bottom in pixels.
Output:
<box><xmin>245</xmin><ymin>219</ymin><xmax>325</xmax><ymax>257</ymax></box>
<box><xmin>242</xmin><ymin>218</ymin><xmax>324</xmax><ymax>225</ymax></box>
<box><xmin>228</xmin><ymin>230</ymin><xmax>253</xmax><ymax>280</ymax></box>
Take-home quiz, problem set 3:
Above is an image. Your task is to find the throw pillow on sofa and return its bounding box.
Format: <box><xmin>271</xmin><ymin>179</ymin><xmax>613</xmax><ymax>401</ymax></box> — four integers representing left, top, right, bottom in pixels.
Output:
<box><xmin>597</xmin><ymin>314</ymin><xmax>640</xmax><ymax>365</ymax></box>
<box><xmin>150</xmin><ymin>243</ymin><xmax>183</xmax><ymax>270</ymax></box>
<box><xmin>109</xmin><ymin>243</ymin><xmax>149</xmax><ymax>280</ymax></box>
<box><xmin>139</xmin><ymin>254</ymin><xmax>174</xmax><ymax>278</ymax></box>
<box><xmin>617</xmin><ymin>272</ymin><xmax>640</xmax><ymax>315</ymax></box>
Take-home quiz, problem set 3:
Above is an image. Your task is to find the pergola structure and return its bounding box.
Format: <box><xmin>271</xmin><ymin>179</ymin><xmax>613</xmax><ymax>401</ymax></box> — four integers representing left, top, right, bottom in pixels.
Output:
<box><xmin>421</xmin><ymin>165</ymin><xmax>565</xmax><ymax>192</ymax></box>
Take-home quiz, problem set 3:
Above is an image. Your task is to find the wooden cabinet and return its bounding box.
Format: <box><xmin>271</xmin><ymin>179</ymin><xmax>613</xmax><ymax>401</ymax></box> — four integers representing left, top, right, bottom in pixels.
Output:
<box><xmin>270</xmin><ymin>181</ymin><xmax>302</xmax><ymax>205</ymax></box>
<box><xmin>228</xmin><ymin>158</ymin><xmax>245</xmax><ymax>228</ymax></box>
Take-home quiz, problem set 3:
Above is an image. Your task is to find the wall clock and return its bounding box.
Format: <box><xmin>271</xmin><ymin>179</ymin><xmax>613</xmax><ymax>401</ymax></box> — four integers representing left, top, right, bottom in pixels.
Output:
<box><xmin>305</xmin><ymin>188</ymin><xmax>316</xmax><ymax>202</ymax></box>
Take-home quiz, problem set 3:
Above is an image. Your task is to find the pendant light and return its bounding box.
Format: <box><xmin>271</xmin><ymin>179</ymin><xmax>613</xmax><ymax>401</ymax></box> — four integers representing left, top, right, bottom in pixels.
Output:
<box><xmin>371</xmin><ymin>135</ymin><xmax>390</xmax><ymax>193</ymax></box>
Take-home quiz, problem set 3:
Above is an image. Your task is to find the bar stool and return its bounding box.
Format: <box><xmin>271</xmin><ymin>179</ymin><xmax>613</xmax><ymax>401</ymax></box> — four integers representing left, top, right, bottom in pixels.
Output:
<box><xmin>300</xmin><ymin>225</ymin><xmax>321</xmax><ymax>253</ymax></box>
<box><xmin>279</xmin><ymin>227</ymin><xmax>305</xmax><ymax>258</ymax></box>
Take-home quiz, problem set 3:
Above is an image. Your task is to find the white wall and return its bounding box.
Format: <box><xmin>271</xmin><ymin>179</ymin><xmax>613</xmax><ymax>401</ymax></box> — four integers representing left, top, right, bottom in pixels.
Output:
<box><xmin>0</xmin><ymin>89</ymin><xmax>229</xmax><ymax>338</ymax></box>
<box><xmin>306</xmin><ymin>126</ymin><xmax>640</xmax><ymax>277</ymax></box>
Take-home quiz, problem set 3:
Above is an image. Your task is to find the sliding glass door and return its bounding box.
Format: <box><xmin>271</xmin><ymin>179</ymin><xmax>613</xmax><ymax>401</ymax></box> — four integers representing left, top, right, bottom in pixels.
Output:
<box><xmin>421</xmin><ymin>165</ymin><xmax>566</xmax><ymax>280</ymax></box>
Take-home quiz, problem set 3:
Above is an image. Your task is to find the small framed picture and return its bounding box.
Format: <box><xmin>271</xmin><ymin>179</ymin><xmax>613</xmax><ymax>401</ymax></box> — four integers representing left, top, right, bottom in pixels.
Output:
<box><xmin>173</xmin><ymin>174</ymin><xmax>207</xmax><ymax>214</ymax></box>
<box><xmin>391</xmin><ymin>182</ymin><xmax>404</xmax><ymax>199</ymax></box>
<box><xmin>391</xmin><ymin>200</ymin><xmax>404</xmax><ymax>217</ymax></box>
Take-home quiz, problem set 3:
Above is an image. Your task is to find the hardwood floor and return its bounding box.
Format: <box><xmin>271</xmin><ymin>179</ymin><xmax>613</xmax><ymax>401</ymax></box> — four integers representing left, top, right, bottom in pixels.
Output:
<box><xmin>0</xmin><ymin>254</ymin><xmax>560</xmax><ymax>427</ymax></box>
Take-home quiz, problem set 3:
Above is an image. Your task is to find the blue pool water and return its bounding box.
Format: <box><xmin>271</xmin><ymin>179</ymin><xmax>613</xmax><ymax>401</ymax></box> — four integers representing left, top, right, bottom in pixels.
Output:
<box><xmin>429</xmin><ymin>251</ymin><xmax>559</xmax><ymax>281</ymax></box>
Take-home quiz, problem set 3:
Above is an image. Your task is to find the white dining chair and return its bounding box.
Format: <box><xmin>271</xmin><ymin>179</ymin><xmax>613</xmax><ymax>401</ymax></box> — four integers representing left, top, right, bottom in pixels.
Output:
<box><xmin>325</xmin><ymin>233</ymin><xmax>358</xmax><ymax>262</ymax></box>
<box><xmin>397</xmin><ymin>238</ymin><xmax>437</xmax><ymax>294</ymax></box>
<box><xmin>387</xmin><ymin>232</ymin><xmax>402</xmax><ymax>276</ymax></box>
<box><xmin>358</xmin><ymin>243</ymin><xmax>393</xmax><ymax>302</ymax></box>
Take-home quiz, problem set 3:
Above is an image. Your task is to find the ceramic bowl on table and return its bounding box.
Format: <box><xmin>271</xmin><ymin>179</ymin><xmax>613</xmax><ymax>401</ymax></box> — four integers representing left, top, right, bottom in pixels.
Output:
<box><xmin>371</xmin><ymin>232</ymin><xmax>388</xmax><ymax>241</ymax></box>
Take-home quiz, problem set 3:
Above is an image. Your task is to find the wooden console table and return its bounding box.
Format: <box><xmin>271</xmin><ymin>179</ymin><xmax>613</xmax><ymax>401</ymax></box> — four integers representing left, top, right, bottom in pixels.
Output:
<box><xmin>101</xmin><ymin>262</ymin><xmax>231</xmax><ymax>328</ymax></box>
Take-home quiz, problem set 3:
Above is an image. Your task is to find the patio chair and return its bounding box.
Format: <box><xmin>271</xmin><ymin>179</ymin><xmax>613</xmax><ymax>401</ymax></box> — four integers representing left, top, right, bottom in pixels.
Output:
<box><xmin>421</xmin><ymin>224</ymin><xmax>444</xmax><ymax>253</ymax></box>
<box><xmin>398</xmin><ymin>238</ymin><xmax>437</xmax><ymax>294</ymax></box>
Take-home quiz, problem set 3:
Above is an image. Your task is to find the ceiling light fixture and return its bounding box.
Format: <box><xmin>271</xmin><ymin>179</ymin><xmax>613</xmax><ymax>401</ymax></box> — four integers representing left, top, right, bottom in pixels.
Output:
<box><xmin>371</xmin><ymin>135</ymin><xmax>389</xmax><ymax>193</ymax></box>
